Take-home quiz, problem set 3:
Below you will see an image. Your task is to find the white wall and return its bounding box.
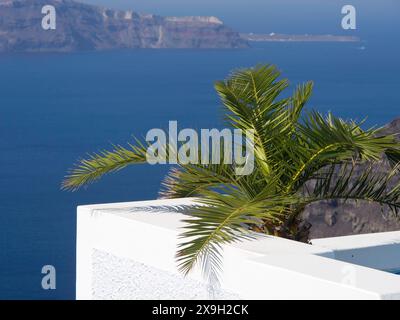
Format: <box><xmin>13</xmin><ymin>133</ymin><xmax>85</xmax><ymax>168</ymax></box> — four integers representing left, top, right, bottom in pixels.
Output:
<box><xmin>76</xmin><ymin>198</ymin><xmax>400</xmax><ymax>300</ymax></box>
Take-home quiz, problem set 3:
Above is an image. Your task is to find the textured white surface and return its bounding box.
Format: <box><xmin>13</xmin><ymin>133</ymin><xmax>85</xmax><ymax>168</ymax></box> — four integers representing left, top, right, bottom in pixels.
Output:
<box><xmin>92</xmin><ymin>249</ymin><xmax>239</xmax><ymax>300</ymax></box>
<box><xmin>77</xmin><ymin>198</ymin><xmax>400</xmax><ymax>300</ymax></box>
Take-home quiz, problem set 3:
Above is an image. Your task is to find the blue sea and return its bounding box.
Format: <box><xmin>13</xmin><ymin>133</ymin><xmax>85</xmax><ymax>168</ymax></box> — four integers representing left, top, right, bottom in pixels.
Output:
<box><xmin>0</xmin><ymin>41</ymin><xmax>400</xmax><ymax>299</ymax></box>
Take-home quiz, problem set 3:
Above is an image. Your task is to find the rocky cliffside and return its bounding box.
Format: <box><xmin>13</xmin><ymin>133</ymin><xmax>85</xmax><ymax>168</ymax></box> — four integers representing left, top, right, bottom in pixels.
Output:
<box><xmin>381</xmin><ymin>118</ymin><xmax>400</xmax><ymax>138</ymax></box>
<box><xmin>303</xmin><ymin>118</ymin><xmax>400</xmax><ymax>239</ymax></box>
<box><xmin>0</xmin><ymin>0</ymin><xmax>247</xmax><ymax>52</ymax></box>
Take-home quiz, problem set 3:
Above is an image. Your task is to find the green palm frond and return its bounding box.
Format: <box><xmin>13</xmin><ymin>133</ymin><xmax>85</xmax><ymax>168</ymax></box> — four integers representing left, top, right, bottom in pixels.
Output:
<box><xmin>160</xmin><ymin>164</ymin><xmax>237</xmax><ymax>198</ymax></box>
<box><xmin>285</xmin><ymin>112</ymin><xmax>399</xmax><ymax>192</ymax></box>
<box><xmin>62</xmin><ymin>141</ymin><xmax>149</xmax><ymax>191</ymax></box>
<box><xmin>300</xmin><ymin>112</ymin><xmax>397</xmax><ymax>160</ymax></box>
<box><xmin>176</xmin><ymin>185</ymin><xmax>298</xmax><ymax>280</ymax></box>
<box><xmin>306</xmin><ymin>163</ymin><xmax>400</xmax><ymax>215</ymax></box>
<box><xmin>215</xmin><ymin>64</ymin><xmax>288</xmax><ymax>121</ymax></box>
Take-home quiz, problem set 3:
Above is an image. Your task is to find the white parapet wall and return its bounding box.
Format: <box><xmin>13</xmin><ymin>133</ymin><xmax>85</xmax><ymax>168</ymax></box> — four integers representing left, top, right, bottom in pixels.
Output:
<box><xmin>76</xmin><ymin>198</ymin><xmax>400</xmax><ymax>300</ymax></box>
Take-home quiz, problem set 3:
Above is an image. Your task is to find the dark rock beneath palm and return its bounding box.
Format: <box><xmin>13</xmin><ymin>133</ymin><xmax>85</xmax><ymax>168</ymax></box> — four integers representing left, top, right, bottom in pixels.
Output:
<box><xmin>302</xmin><ymin>117</ymin><xmax>400</xmax><ymax>239</ymax></box>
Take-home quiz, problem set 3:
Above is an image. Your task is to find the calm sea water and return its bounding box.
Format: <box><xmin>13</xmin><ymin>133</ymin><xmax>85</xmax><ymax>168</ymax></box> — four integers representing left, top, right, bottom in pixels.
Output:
<box><xmin>0</xmin><ymin>41</ymin><xmax>399</xmax><ymax>299</ymax></box>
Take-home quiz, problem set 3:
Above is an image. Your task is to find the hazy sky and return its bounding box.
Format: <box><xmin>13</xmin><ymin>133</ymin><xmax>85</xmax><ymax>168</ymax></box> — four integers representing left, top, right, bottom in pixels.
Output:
<box><xmin>80</xmin><ymin>0</ymin><xmax>399</xmax><ymax>37</ymax></box>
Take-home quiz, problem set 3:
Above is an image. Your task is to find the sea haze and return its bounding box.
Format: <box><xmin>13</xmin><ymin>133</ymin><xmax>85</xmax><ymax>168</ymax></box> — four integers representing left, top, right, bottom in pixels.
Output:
<box><xmin>0</xmin><ymin>41</ymin><xmax>399</xmax><ymax>299</ymax></box>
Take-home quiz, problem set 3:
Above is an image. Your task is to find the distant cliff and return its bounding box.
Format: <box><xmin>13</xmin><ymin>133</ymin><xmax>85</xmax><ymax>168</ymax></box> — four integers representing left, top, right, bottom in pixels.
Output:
<box><xmin>0</xmin><ymin>0</ymin><xmax>248</xmax><ymax>52</ymax></box>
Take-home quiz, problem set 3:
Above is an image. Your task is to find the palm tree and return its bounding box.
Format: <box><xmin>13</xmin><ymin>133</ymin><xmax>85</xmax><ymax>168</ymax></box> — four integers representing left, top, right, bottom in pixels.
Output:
<box><xmin>63</xmin><ymin>64</ymin><xmax>400</xmax><ymax>281</ymax></box>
